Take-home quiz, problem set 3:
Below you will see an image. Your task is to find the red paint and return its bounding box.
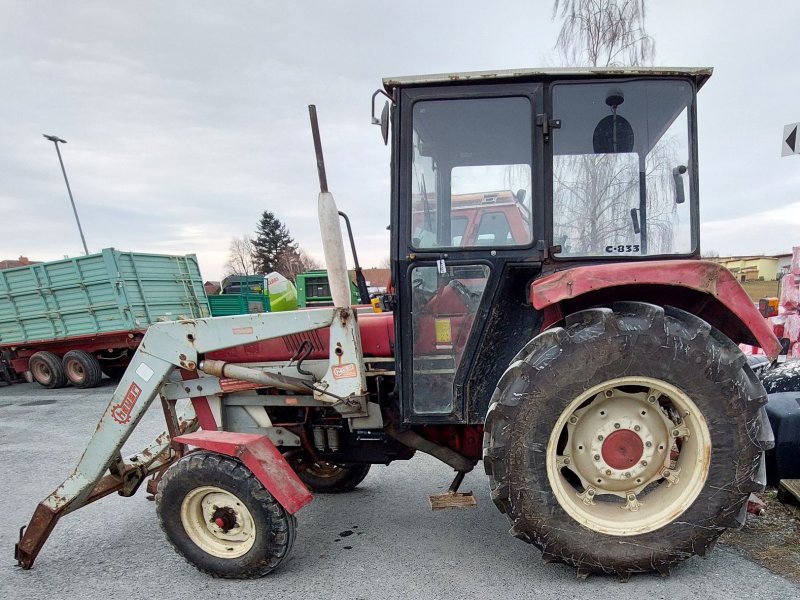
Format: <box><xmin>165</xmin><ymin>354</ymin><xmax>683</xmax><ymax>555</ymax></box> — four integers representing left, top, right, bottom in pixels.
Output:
<box><xmin>602</xmin><ymin>430</ymin><xmax>643</xmax><ymax>469</ymax></box>
<box><xmin>180</xmin><ymin>370</ymin><xmax>218</xmax><ymax>431</ymax></box>
<box><xmin>214</xmin><ymin>517</ymin><xmax>225</xmax><ymax>528</ymax></box>
<box><xmin>173</xmin><ymin>431</ymin><xmax>313</xmax><ymax>514</ymax></box>
<box><xmin>208</xmin><ymin>312</ymin><xmax>395</xmax><ymax>364</ymax></box>
<box><xmin>414</xmin><ymin>425</ymin><xmax>484</xmax><ymax>461</ymax></box>
<box><xmin>531</xmin><ymin>260</ymin><xmax>781</xmax><ymax>359</ymax></box>
<box><xmin>110</xmin><ymin>382</ymin><xmax>142</xmax><ymax>425</ymax></box>
<box><xmin>4</xmin><ymin>330</ymin><xmax>143</xmax><ymax>375</ymax></box>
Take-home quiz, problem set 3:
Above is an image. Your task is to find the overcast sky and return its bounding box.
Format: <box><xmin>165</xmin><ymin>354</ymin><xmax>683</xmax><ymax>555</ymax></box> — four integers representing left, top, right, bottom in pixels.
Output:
<box><xmin>1</xmin><ymin>1</ymin><xmax>799</xmax><ymax>280</ymax></box>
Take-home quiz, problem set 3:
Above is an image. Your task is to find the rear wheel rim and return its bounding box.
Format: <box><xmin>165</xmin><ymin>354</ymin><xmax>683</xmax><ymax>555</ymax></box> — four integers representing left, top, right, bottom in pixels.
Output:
<box><xmin>180</xmin><ymin>485</ymin><xmax>256</xmax><ymax>558</ymax></box>
<box><xmin>546</xmin><ymin>376</ymin><xmax>711</xmax><ymax>536</ymax></box>
<box><xmin>305</xmin><ymin>461</ymin><xmax>345</xmax><ymax>478</ymax></box>
<box><xmin>65</xmin><ymin>360</ymin><xmax>85</xmax><ymax>383</ymax></box>
<box><xmin>32</xmin><ymin>361</ymin><xmax>52</xmax><ymax>384</ymax></box>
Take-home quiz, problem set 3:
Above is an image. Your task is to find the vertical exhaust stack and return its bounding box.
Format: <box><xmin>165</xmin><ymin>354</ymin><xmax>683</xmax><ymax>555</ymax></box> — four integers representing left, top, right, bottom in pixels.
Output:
<box><xmin>309</xmin><ymin>105</ymin><xmax>351</xmax><ymax>309</ymax></box>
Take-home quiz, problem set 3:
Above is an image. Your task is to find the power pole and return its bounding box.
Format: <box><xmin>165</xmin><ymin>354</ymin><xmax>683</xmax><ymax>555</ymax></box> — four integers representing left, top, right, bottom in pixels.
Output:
<box><xmin>43</xmin><ymin>134</ymin><xmax>89</xmax><ymax>255</ymax></box>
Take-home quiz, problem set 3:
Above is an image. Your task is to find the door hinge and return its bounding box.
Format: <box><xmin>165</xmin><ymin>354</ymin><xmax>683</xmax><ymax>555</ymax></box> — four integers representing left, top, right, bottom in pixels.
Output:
<box><xmin>536</xmin><ymin>114</ymin><xmax>561</xmax><ymax>142</ymax></box>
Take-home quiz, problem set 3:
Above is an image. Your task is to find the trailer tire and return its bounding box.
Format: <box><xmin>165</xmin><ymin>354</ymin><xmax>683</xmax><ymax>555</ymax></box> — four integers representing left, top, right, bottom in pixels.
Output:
<box><xmin>157</xmin><ymin>451</ymin><xmax>296</xmax><ymax>579</ymax></box>
<box><xmin>483</xmin><ymin>302</ymin><xmax>770</xmax><ymax>578</ymax></box>
<box><xmin>29</xmin><ymin>351</ymin><xmax>68</xmax><ymax>389</ymax></box>
<box><xmin>100</xmin><ymin>363</ymin><xmax>129</xmax><ymax>380</ymax></box>
<box><xmin>62</xmin><ymin>350</ymin><xmax>103</xmax><ymax>388</ymax></box>
<box><xmin>289</xmin><ymin>454</ymin><xmax>371</xmax><ymax>493</ymax></box>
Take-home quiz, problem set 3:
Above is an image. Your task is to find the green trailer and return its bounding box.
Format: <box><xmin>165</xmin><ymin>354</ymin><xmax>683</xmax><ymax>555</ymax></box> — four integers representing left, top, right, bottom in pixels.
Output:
<box><xmin>0</xmin><ymin>248</ymin><xmax>209</xmax><ymax>388</ymax></box>
<box><xmin>295</xmin><ymin>269</ymin><xmax>359</xmax><ymax>307</ymax></box>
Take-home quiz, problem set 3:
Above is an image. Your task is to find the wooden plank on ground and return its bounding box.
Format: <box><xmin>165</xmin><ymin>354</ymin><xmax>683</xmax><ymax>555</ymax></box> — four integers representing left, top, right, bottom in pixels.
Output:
<box><xmin>429</xmin><ymin>492</ymin><xmax>477</xmax><ymax>510</ymax></box>
<box><xmin>777</xmin><ymin>479</ymin><xmax>800</xmax><ymax>506</ymax></box>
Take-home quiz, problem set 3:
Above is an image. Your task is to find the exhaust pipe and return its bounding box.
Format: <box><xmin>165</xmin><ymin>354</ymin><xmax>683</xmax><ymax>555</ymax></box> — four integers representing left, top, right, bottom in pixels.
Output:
<box><xmin>309</xmin><ymin>105</ymin><xmax>351</xmax><ymax>309</ymax></box>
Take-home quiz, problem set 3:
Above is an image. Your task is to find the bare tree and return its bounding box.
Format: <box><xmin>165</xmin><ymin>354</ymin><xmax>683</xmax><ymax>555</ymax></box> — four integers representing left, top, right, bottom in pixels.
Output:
<box><xmin>274</xmin><ymin>247</ymin><xmax>320</xmax><ymax>281</ymax></box>
<box><xmin>550</xmin><ymin>1</ymin><xmax>685</xmax><ymax>256</ymax></box>
<box><xmin>224</xmin><ymin>235</ymin><xmax>258</xmax><ymax>276</ymax></box>
<box><xmin>552</xmin><ymin>0</ymin><xmax>654</xmax><ymax>67</ymax></box>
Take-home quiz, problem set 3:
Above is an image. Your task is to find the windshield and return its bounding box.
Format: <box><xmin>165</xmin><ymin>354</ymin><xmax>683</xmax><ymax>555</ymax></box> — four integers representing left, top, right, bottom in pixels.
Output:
<box><xmin>551</xmin><ymin>79</ymin><xmax>694</xmax><ymax>257</ymax></box>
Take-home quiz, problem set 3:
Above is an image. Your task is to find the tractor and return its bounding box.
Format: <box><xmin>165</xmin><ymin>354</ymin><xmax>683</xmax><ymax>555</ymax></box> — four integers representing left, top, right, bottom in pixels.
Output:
<box><xmin>15</xmin><ymin>67</ymin><xmax>781</xmax><ymax>579</ymax></box>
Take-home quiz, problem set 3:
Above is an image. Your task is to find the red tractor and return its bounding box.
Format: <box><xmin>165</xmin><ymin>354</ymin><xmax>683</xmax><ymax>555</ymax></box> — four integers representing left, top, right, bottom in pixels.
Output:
<box><xmin>16</xmin><ymin>67</ymin><xmax>780</xmax><ymax>579</ymax></box>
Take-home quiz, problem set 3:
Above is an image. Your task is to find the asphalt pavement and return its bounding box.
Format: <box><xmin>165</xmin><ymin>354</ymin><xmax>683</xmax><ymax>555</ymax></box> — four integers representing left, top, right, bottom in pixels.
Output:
<box><xmin>1</xmin><ymin>381</ymin><xmax>798</xmax><ymax>600</ymax></box>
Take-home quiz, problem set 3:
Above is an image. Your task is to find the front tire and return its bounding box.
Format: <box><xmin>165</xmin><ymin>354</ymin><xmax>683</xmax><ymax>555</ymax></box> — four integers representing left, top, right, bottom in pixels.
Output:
<box><xmin>484</xmin><ymin>302</ymin><xmax>771</xmax><ymax>577</ymax></box>
<box><xmin>157</xmin><ymin>452</ymin><xmax>296</xmax><ymax>578</ymax></box>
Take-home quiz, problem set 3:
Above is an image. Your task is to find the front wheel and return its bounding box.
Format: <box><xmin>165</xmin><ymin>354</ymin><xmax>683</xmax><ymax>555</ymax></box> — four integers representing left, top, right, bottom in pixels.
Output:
<box><xmin>157</xmin><ymin>452</ymin><xmax>296</xmax><ymax>578</ymax></box>
<box><xmin>484</xmin><ymin>302</ymin><xmax>772</xmax><ymax>577</ymax></box>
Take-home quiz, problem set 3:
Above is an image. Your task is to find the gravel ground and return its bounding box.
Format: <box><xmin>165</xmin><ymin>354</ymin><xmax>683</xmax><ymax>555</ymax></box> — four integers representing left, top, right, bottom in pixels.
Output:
<box><xmin>1</xmin><ymin>381</ymin><xmax>798</xmax><ymax>600</ymax></box>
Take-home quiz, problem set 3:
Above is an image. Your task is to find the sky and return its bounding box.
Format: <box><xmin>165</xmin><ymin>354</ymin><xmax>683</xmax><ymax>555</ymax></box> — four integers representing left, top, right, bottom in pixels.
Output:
<box><xmin>1</xmin><ymin>1</ymin><xmax>799</xmax><ymax>281</ymax></box>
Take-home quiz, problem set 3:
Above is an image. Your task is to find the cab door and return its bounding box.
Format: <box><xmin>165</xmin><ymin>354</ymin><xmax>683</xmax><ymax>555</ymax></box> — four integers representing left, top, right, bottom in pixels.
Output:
<box><xmin>393</xmin><ymin>84</ymin><xmax>544</xmax><ymax>423</ymax></box>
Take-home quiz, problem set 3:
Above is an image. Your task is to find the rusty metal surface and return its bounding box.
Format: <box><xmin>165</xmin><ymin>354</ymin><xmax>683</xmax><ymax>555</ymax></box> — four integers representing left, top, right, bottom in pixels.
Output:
<box><xmin>383</xmin><ymin>66</ymin><xmax>713</xmax><ymax>92</ymax></box>
<box><xmin>530</xmin><ymin>259</ymin><xmax>782</xmax><ymax>359</ymax></box>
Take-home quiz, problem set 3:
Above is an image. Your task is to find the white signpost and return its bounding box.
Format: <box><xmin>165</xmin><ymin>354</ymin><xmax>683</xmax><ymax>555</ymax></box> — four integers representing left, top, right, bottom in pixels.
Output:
<box><xmin>782</xmin><ymin>122</ymin><xmax>799</xmax><ymax>157</ymax></box>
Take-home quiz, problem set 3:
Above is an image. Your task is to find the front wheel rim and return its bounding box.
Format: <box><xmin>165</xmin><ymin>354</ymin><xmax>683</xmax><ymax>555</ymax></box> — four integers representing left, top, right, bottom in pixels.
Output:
<box><xmin>546</xmin><ymin>376</ymin><xmax>711</xmax><ymax>536</ymax></box>
<box><xmin>180</xmin><ymin>486</ymin><xmax>256</xmax><ymax>558</ymax></box>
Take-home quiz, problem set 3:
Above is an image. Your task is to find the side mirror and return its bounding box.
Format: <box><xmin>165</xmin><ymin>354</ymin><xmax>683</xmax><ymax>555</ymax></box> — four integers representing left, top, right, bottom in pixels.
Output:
<box><xmin>515</xmin><ymin>189</ymin><xmax>526</xmax><ymax>204</ymax></box>
<box><xmin>371</xmin><ymin>90</ymin><xmax>392</xmax><ymax>146</ymax></box>
<box><xmin>380</xmin><ymin>101</ymin><xmax>390</xmax><ymax>145</ymax></box>
<box><xmin>672</xmin><ymin>165</ymin><xmax>687</xmax><ymax>204</ymax></box>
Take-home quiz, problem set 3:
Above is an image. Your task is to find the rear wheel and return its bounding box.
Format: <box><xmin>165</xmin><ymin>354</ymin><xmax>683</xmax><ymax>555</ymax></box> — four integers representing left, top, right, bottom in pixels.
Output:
<box><xmin>157</xmin><ymin>452</ymin><xmax>296</xmax><ymax>578</ymax></box>
<box><xmin>287</xmin><ymin>452</ymin><xmax>371</xmax><ymax>493</ymax></box>
<box><xmin>484</xmin><ymin>302</ymin><xmax>772</xmax><ymax>577</ymax></box>
<box><xmin>62</xmin><ymin>350</ymin><xmax>103</xmax><ymax>388</ymax></box>
<box><xmin>29</xmin><ymin>351</ymin><xmax>67</xmax><ymax>389</ymax></box>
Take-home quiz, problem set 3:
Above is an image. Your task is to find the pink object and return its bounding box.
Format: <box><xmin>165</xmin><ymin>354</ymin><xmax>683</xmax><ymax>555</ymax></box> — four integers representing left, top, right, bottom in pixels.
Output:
<box><xmin>779</xmin><ymin>275</ymin><xmax>800</xmax><ymax>310</ymax></box>
<box><xmin>791</xmin><ymin>246</ymin><xmax>800</xmax><ymax>276</ymax></box>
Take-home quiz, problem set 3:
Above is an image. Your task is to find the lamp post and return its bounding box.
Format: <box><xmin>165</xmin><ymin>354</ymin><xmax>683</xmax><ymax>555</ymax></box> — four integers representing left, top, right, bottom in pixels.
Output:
<box><xmin>43</xmin><ymin>134</ymin><xmax>89</xmax><ymax>255</ymax></box>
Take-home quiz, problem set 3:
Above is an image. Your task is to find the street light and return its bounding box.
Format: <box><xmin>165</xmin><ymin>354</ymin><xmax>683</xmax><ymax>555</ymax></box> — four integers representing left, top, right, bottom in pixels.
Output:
<box><xmin>43</xmin><ymin>134</ymin><xmax>89</xmax><ymax>255</ymax></box>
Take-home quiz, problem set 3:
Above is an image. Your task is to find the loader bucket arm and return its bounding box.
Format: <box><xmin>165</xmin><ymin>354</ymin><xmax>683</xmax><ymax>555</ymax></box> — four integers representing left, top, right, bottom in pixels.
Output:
<box><xmin>15</xmin><ymin>307</ymin><xmax>367</xmax><ymax>569</ymax></box>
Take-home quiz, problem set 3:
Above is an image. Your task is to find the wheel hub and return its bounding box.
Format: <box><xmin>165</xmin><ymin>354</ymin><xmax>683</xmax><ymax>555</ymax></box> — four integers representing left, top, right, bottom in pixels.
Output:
<box><xmin>601</xmin><ymin>429</ymin><xmax>643</xmax><ymax>469</ymax></box>
<box><xmin>546</xmin><ymin>377</ymin><xmax>712</xmax><ymax>536</ymax></box>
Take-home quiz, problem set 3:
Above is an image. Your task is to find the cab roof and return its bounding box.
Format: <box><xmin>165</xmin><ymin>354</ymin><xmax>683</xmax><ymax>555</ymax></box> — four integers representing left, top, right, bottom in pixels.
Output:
<box><xmin>383</xmin><ymin>67</ymin><xmax>713</xmax><ymax>93</ymax></box>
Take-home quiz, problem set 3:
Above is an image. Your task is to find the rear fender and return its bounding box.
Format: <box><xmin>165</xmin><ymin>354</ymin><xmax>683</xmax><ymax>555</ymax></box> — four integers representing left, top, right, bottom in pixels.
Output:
<box><xmin>172</xmin><ymin>430</ymin><xmax>312</xmax><ymax>514</ymax></box>
<box><xmin>531</xmin><ymin>260</ymin><xmax>781</xmax><ymax>360</ymax></box>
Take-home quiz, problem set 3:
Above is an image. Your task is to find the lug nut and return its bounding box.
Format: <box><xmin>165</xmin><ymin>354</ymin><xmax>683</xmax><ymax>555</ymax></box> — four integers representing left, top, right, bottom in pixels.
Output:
<box><xmin>569</xmin><ymin>416</ymin><xmax>578</xmax><ymax>424</ymax></box>
<box><xmin>598</xmin><ymin>435</ymin><xmax>604</xmax><ymax>441</ymax></box>
<box><xmin>605</xmin><ymin>390</ymin><xmax>613</xmax><ymax>397</ymax></box>
<box><xmin>672</xmin><ymin>429</ymin><xmax>680</xmax><ymax>437</ymax></box>
<box><xmin>614</xmin><ymin>423</ymin><xmax>621</xmax><ymax>429</ymax></box>
<box><xmin>645</xmin><ymin>441</ymin><xmax>652</xmax><ymax>448</ymax></box>
<box><xmin>624</xmin><ymin>472</ymin><xmax>631</xmax><ymax>478</ymax></box>
<box><xmin>606</xmin><ymin>469</ymin><xmax>612</xmax><ymax>475</ymax></box>
<box><xmin>594</xmin><ymin>454</ymin><xmax>601</xmax><ymax>461</ymax></box>
<box><xmin>587</xmin><ymin>489</ymin><xmax>595</xmax><ymax>496</ymax></box>
<box><xmin>634</xmin><ymin>425</ymin><xmax>641</xmax><ymax>432</ymax></box>
<box><xmin>641</xmin><ymin>460</ymin><xmax>648</xmax><ymax>466</ymax></box>
<box><xmin>648</xmin><ymin>395</ymin><xmax>657</xmax><ymax>403</ymax></box>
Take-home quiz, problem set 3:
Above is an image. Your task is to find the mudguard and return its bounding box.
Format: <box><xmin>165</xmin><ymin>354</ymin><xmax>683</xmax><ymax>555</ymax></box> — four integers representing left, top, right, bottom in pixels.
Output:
<box><xmin>531</xmin><ymin>260</ymin><xmax>782</xmax><ymax>360</ymax></box>
<box><xmin>173</xmin><ymin>430</ymin><xmax>313</xmax><ymax>514</ymax></box>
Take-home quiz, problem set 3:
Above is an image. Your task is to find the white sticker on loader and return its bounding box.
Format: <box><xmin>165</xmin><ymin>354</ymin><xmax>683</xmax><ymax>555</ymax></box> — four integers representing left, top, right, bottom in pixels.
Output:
<box><xmin>136</xmin><ymin>362</ymin><xmax>154</xmax><ymax>382</ymax></box>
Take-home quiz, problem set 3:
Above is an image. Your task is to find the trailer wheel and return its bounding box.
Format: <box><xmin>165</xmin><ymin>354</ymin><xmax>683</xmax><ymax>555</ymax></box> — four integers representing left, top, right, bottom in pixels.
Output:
<box><xmin>157</xmin><ymin>452</ymin><xmax>296</xmax><ymax>579</ymax></box>
<box><xmin>29</xmin><ymin>351</ymin><xmax>68</xmax><ymax>389</ymax></box>
<box><xmin>288</xmin><ymin>453</ymin><xmax>371</xmax><ymax>493</ymax></box>
<box><xmin>484</xmin><ymin>302</ymin><xmax>771</xmax><ymax>578</ymax></box>
<box><xmin>62</xmin><ymin>350</ymin><xmax>103</xmax><ymax>388</ymax></box>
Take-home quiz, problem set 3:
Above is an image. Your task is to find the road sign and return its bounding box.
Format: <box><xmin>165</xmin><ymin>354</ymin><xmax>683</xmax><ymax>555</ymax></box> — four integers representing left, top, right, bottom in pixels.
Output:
<box><xmin>782</xmin><ymin>123</ymin><xmax>799</xmax><ymax>157</ymax></box>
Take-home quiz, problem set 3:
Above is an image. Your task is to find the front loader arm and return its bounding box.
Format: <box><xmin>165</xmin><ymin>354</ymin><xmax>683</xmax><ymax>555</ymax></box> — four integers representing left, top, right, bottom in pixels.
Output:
<box><xmin>16</xmin><ymin>307</ymin><xmax>365</xmax><ymax>569</ymax></box>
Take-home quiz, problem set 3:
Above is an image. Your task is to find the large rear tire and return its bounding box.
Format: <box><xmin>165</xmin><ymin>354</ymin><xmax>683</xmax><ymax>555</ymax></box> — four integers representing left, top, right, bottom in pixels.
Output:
<box><xmin>157</xmin><ymin>452</ymin><xmax>296</xmax><ymax>578</ymax></box>
<box><xmin>62</xmin><ymin>350</ymin><xmax>103</xmax><ymax>388</ymax></box>
<box><xmin>484</xmin><ymin>302</ymin><xmax>772</xmax><ymax>578</ymax></box>
<box><xmin>29</xmin><ymin>351</ymin><xmax>67</xmax><ymax>389</ymax></box>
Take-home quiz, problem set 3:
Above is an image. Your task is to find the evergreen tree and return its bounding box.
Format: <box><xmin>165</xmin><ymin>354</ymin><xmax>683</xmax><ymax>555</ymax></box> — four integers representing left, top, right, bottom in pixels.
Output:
<box><xmin>251</xmin><ymin>211</ymin><xmax>295</xmax><ymax>274</ymax></box>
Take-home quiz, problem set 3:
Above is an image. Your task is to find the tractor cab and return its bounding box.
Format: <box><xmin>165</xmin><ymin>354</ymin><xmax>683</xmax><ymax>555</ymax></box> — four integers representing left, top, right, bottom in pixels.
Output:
<box><xmin>379</xmin><ymin>68</ymin><xmax>708</xmax><ymax>423</ymax></box>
